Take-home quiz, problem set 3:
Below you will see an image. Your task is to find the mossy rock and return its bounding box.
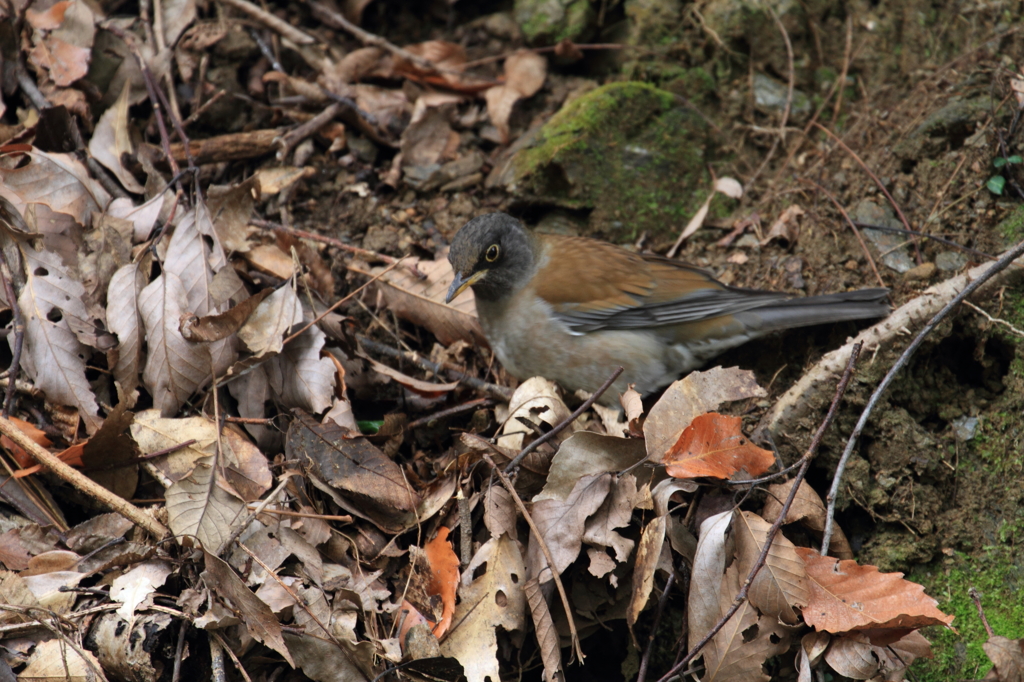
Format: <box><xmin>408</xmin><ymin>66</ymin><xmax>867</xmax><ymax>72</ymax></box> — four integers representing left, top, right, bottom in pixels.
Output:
<box><xmin>514</xmin><ymin>0</ymin><xmax>595</xmax><ymax>44</ymax></box>
<box><xmin>496</xmin><ymin>82</ymin><xmax>710</xmax><ymax>241</ymax></box>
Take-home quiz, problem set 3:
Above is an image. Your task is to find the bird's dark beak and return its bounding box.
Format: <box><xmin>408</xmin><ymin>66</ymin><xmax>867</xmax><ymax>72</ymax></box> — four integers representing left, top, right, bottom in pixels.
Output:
<box><xmin>446</xmin><ymin>270</ymin><xmax>486</xmax><ymax>303</ymax></box>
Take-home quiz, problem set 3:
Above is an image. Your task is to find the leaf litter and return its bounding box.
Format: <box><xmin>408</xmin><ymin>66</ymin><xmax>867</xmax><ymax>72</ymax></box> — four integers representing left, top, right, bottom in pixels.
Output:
<box><xmin>0</xmin><ymin>0</ymin><xmax>984</xmax><ymax>680</ymax></box>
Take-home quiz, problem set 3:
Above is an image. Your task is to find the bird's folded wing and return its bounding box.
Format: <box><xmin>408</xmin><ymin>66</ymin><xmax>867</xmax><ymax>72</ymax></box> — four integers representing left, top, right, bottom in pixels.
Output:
<box><xmin>532</xmin><ymin>236</ymin><xmax>790</xmax><ymax>333</ymax></box>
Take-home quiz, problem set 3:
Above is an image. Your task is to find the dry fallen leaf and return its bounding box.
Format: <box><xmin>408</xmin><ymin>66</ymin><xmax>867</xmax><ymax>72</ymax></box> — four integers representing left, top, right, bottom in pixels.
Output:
<box><xmin>664</xmin><ymin>413</ymin><xmax>774</xmax><ymax>480</ymax></box>
<box><xmin>796</xmin><ymin>547</ymin><xmax>954</xmax><ymax>633</ymax></box>
<box><xmin>422</xmin><ymin>526</ymin><xmax>460</xmax><ymax>637</ymax></box>
<box><xmin>733</xmin><ymin>510</ymin><xmax>809</xmax><ymax>625</ymax></box>
<box><xmin>484</xmin><ymin>50</ymin><xmax>547</xmax><ymax>143</ymax></box>
<box><xmin>984</xmin><ymin>635</ymin><xmax>1024</xmax><ymax>682</ymax></box>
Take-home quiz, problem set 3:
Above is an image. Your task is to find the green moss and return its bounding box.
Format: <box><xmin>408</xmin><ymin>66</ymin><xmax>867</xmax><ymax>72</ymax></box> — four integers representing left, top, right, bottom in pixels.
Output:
<box><xmin>909</xmin><ymin>546</ymin><xmax>1024</xmax><ymax>681</ymax></box>
<box><xmin>509</xmin><ymin>82</ymin><xmax>710</xmax><ymax>240</ymax></box>
<box><xmin>999</xmin><ymin>203</ymin><xmax>1024</xmax><ymax>245</ymax></box>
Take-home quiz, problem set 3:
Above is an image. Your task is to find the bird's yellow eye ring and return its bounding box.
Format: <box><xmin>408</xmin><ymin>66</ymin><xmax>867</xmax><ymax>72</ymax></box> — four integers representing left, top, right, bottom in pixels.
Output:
<box><xmin>485</xmin><ymin>244</ymin><xmax>500</xmax><ymax>262</ymax></box>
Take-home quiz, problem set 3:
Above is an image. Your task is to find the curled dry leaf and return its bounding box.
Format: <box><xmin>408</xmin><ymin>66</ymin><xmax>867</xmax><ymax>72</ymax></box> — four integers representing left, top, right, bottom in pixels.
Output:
<box><xmin>106</xmin><ymin>257</ymin><xmax>149</xmax><ymax>397</ymax></box>
<box><xmin>524</xmin><ymin>576</ymin><xmax>562</xmax><ymax>682</ymax></box>
<box><xmin>371</xmin><ymin>252</ymin><xmax>487</xmax><ymax>347</ymax></box>
<box><xmin>0</xmin><ymin>149</ymin><xmax>110</xmax><ymax>224</ymax></box>
<box><xmin>796</xmin><ymin>547</ymin><xmax>954</xmax><ymax>633</ymax></box>
<box><xmin>627</xmin><ymin>515</ymin><xmax>665</xmax><ymax>629</ymax></box>
<box><xmin>440</xmin><ymin>534</ymin><xmax>526</xmax><ymax>682</ymax></box>
<box><xmin>761</xmin><ymin>204</ymin><xmax>804</xmax><ymax>246</ymax></box>
<box><xmin>422</xmin><ymin>526</ymin><xmax>460</xmax><ymax>637</ymax></box>
<box><xmin>644</xmin><ymin>366</ymin><xmax>766</xmax><ymax>462</ymax></box>
<box><xmin>762</xmin><ymin>479</ymin><xmax>854</xmax><ymax>560</ymax></box>
<box><xmin>89</xmin><ymin>82</ymin><xmax>145</xmax><ymax>194</ymax></box>
<box><xmin>268</xmin><ymin>323</ymin><xmax>335</xmax><ymax>413</ymax></box>
<box><xmin>687</xmin><ymin>511</ymin><xmax>733</xmax><ymax>653</ymax></box>
<box><xmin>364</xmin><ymin>357</ymin><xmax>459</xmax><ymax>397</ymax></box>
<box><xmin>26</xmin><ymin>0</ymin><xmax>95</xmax><ymax>87</ymax></box>
<box><xmin>497</xmin><ymin>376</ymin><xmax>574</xmax><ymax>451</ymax></box>
<box><xmin>526</xmin><ymin>473</ymin><xmax>610</xmax><ymax>584</ymax></box>
<box><xmin>733</xmin><ymin>510</ymin><xmax>809</xmax><ymax>625</ymax></box>
<box><xmin>180</xmin><ymin>287</ymin><xmax>272</xmax><ymax>343</ymax></box>
<box><xmin>484</xmin><ymin>50</ymin><xmax>547</xmax><ymax>143</ymax></box>
<box><xmin>663</xmin><ymin>413</ymin><xmax>774</xmax><ymax>480</ymax></box>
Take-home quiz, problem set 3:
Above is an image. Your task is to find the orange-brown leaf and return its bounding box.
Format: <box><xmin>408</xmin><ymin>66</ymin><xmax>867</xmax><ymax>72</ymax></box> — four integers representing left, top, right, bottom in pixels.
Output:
<box><xmin>1</xmin><ymin>417</ymin><xmax>53</xmax><ymax>469</ymax></box>
<box><xmin>796</xmin><ymin>547</ymin><xmax>954</xmax><ymax>633</ymax></box>
<box><xmin>424</xmin><ymin>526</ymin><xmax>460</xmax><ymax>637</ymax></box>
<box><xmin>663</xmin><ymin>413</ymin><xmax>774</xmax><ymax>480</ymax></box>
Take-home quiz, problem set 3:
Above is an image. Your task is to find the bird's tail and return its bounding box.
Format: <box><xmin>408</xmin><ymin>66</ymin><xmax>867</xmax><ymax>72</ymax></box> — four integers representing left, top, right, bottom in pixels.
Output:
<box><xmin>734</xmin><ymin>288</ymin><xmax>890</xmax><ymax>332</ymax></box>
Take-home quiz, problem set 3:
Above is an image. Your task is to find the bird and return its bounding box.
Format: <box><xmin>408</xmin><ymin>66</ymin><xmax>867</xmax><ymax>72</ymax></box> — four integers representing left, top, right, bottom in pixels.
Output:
<box><xmin>446</xmin><ymin>212</ymin><xmax>889</xmax><ymax>406</ymax></box>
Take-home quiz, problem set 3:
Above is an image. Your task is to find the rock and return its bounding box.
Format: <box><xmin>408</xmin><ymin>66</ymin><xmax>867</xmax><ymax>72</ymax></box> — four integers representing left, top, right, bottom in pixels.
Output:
<box><xmin>893</xmin><ymin>97</ymin><xmax>995</xmax><ymax>161</ymax></box>
<box><xmin>935</xmin><ymin>251</ymin><xmax>968</xmax><ymax>272</ymax></box>
<box><xmin>753</xmin><ymin>73</ymin><xmax>811</xmax><ymax>120</ymax></box>
<box><xmin>903</xmin><ymin>262</ymin><xmax>937</xmax><ymax>281</ymax></box>
<box><xmin>487</xmin><ymin>82</ymin><xmax>710</xmax><ymax>241</ymax></box>
<box><xmin>951</xmin><ymin>415</ymin><xmax>979</xmax><ymax>442</ymax></box>
<box><xmin>514</xmin><ymin>0</ymin><xmax>594</xmax><ymax>44</ymax></box>
<box><xmin>850</xmin><ymin>199</ymin><xmax>914</xmax><ymax>273</ymax></box>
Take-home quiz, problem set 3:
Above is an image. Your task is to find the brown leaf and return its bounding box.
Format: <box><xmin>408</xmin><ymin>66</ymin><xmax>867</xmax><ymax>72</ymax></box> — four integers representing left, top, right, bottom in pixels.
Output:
<box><xmin>1</xmin><ymin>417</ymin><xmax>53</xmax><ymax>469</ymax></box>
<box><xmin>206</xmin><ymin>177</ymin><xmax>260</xmax><ymax>254</ymax></box>
<box><xmin>202</xmin><ymin>550</ymin><xmax>295</xmax><ymax>666</ymax></box>
<box><xmin>372</xmin><ymin>253</ymin><xmax>487</xmax><ymax>347</ymax></box>
<box><xmin>761</xmin><ymin>479</ymin><xmax>854</xmax><ymax>559</ymax></box>
<box><xmin>760</xmin><ymin>204</ymin><xmax>804</xmax><ymax>246</ymax></box>
<box><xmin>287</xmin><ymin>409</ymin><xmax>419</xmax><ymax>533</ymax></box>
<box><xmin>583</xmin><ymin>473</ymin><xmax>640</xmax><ymax>563</ymax></box>
<box><xmin>423</xmin><ymin>526</ymin><xmax>460</xmax><ymax>637</ymax></box>
<box><xmin>526</xmin><ymin>473</ymin><xmax>610</xmax><ymax>584</ymax></box>
<box><xmin>985</xmin><ymin>636</ymin><xmax>1024</xmax><ymax>682</ymax></box>
<box><xmin>644</xmin><ymin>367</ymin><xmax>766</xmax><ymax>463</ymax></box>
<box><xmin>483</xmin><ymin>483</ymin><xmax>517</xmax><ymax>541</ymax></box>
<box><xmin>524</xmin><ymin>576</ymin><xmax>562</xmax><ymax>682</ymax></box>
<box><xmin>535</xmin><ymin>431</ymin><xmax>647</xmax><ymax>503</ymax></box>
<box><xmin>268</xmin><ymin>323</ymin><xmax>335</xmax><ymax>413</ymax></box>
<box><xmin>733</xmin><ymin>510</ymin><xmax>809</xmax><ymax>624</ymax></box>
<box><xmin>440</xmin><ymin>534</ymin><xmax>526</xmax><ymax>682</ymax></box>
<box><xmin>81</xmin><ymin>399</ymin><xmax>138</xmax><ymax>500</ymax></box>
<box><xmin>796</xmin><ymin>547</ymin><xmax>954</xmax><ymax>632</ymax></box>
<box><xmin>180</xmin><ymin>288</ymin><xmax>273</xmax><ymax>343</ymax></box>
<box><xmin>0</xmin><ymin>149</ymin><xmax>110</xmax><ymax>223</ymax></box>
<box><xmin>235</xmin><ymin>283</ymin><xmax>302</xmax><ymax>357</ymax></box>
<box><xmin>18</xmin><ymin>639</ymin><xmax>101</xmax><ymax>682</ymax></box>
<box><xmin>664</xmin><ymin>413</ymin><xmax>774</xmax><ymax>480</ymax></box>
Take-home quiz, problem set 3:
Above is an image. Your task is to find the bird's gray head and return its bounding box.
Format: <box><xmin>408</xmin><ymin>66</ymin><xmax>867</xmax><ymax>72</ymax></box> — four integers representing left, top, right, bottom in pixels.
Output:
<box><xmin>446</xmin><ymin>213</ymin><xmax>535</xmax><ymax>303</ymax></box>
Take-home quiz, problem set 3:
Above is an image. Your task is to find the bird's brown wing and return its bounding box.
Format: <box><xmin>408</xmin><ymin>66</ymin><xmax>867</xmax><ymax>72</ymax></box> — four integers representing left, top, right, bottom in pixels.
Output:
<box><xmin>532</xmin><ymin>235</ymin><xmax>790</xmax><ymax>333</ymax></box>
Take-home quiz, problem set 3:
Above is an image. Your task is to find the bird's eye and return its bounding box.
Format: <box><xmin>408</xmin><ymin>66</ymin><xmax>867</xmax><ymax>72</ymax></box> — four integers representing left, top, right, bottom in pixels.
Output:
<box><xmin>485</xmin><ymin>244</ymin><xmax>500</xmax><ymax>262</ymax></box>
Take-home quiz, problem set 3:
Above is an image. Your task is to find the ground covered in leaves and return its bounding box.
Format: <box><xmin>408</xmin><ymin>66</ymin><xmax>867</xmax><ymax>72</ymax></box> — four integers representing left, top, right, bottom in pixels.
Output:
<box><xmin>0</xmin><ymin>0</ymin><xmax>1023</xmax><ymax>681</ymax></box>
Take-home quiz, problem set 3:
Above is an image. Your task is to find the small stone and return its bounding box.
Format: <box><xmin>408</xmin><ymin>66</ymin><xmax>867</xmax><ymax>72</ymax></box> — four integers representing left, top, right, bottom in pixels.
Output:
<box><xmin>935</xmin><ymin>251</ymin><xmax>968</xmax><ymax>272</ymax></box>
<box><xmin>735</xmin><ymin>234</ymin><xmax>760</xmax><ymax>249</ymax></box>
<box><xmin>952</xmin><ymin>415</ymin><xmax>979</xmax><ymax>442</ymax></box>
<box><xmin>845</xmin><ymin>259</ymin><xmax>859</xmax><ymax>271</ymax></box>
<box><xmin>903</xmin><ymin>262</ymin><xmax>937</xmax><ymax>281</ymax></box>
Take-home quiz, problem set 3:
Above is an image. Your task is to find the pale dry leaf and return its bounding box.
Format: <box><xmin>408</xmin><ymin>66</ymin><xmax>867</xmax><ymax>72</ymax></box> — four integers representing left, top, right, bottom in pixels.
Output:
<box><xmin>268</xmin><ymin>324</ymin><xmax>335</xmax><ymax>413</ymax></box>
<box><xmin>107</xmin><ymin>193</ymin><xmax>165</xmax><ymax>243</ymax></box>
<box><xmin>365</xmin><ymin>357</ymin><xmax>459</xmax><ymax>396</ymax></box>
<box><xmin>583</xmin><ymin>473</ymin><xmax>639</xmax><ymax>563</ymax></box>
<box><xmin>687</xmin><ymin>511</ymin><xmax>733</xmax><ymax>653</ymax></box>
<box><xmin>245</xmin><ymin>244</ymin><xmax>294</xmax><ymax>280</ymax></box>
<box><xmin>587</xmin><ymin>548</ymin><xmax>617</xmax><ymax>579</ymax></box>
<box><xmin>0</xmin><ymin>150</ymin><xmax>110</xmax><ymax>224</ymax></box>
<box><xmin>526</xmin><ymin>473</ymin><xmax>611</xmax><ymax>584</ymax></box>
<box><xmin>139</xmin><ymin>273</ymin><xmax>210</xmax><ymax>416</ymax></box>
<box><xmin>201</xmin><ymin>550</ymin><xmax>295</xmax><ymax>666</ymax></box>
<box><xmin>88</xmin><ymin>82</ymin><xmax>145</xmax><ymax>194</ymax></box>
<box><xmin>106</xmin><ymin>257</ymin><xmax>149</xmax><ymax>396</ymax></box>
<box><xmin>733</xmin><ymin>510</ymin><xmax>809</xmax><ymax>624</ymax></box>
<box><xmin>206</xmin><ymin>177</ymin><xmax>259</xmax><ymax>255</ymax></box>
<box><xmin>440</xmin><ymin>534</ymin><xmax>526</xmax><ymax>682</ymax></box>
<box><xmin>372</xmin><ymin>253</ymin><xmax>487</xmax><ymax>347</ymax></box>
<box><xmin>483</xmin><ymin>482</ymin><xmax>517</xmax><ymax>540</ymax></box>
<box><xmin>796</xmin><ymin>547</ymin><xmax>954</xmax><ymax>633</ymax></box>
<box><xmin>536</xmin><ymin>431</ymin><xmax>647</xmax><ymax>502</ymax></box>
<box><xmin>28</xmin><ymin>0</ymin><xmax>95</xmax><ymax>87</ymax></box>
<box><xmin>498</xmin><ymin>376</ymin><xmax>573</xmax><ymax>451</ymax></box>
<box><xmin>645</xmin><ymin>367</ymin><xmax>766</xmax><ymax>462</ymax></box>
<box><xmin>235</xmin><ymin>283</ymin><xmax>302</xmax><ymax>355</ymax></box>
<box><xmin>668</xmin><ymin>177</ymin><xmax>742</xmax><ymax>256</ymax></box>
<box><xmin>627</xmin><ymin>514</ymin><xmax>665</xmax><ymax>628</ymax></box>
<box><xmin>700</xmin><ymin>564</ymin><xmax>793</xmax><ymax>682</ymax></box>
<box><xmin>323</xmin><ymin>399</ymin><xmax>358</xmax><ymax>432</ymax></box>
<box><xmin>22</xmin><ymin>570</ymin><xmax>82</xmax><ymax>613</ymax></box>
<box><xmin>18</xmin><ymin>638</ymin><xmax>102</xmax><ymax>682</ymax></box>
<box><xmin>110</xmin><ymin>559</ymin><xmax>172</xmax><ymax>625</ymax></box>
<box><xmin>985</xmin><ymin>635</ymin><xmax>1024</xmax><ymax>682</ymax></box>
<box><xmin>180</xmin><ymin>288</ymin><xmax>272</xmax><ymax>343</ymax></box>
<box><xmin>824</xmin><ymin>633</ymin><xmax>880</xmax><ymax>680</ymax></box>
<box><xmin>161</xmin><ymin>0</ymin><xmax>196</xmax><ymax>48</ymax></box>
<box><xmin>761</xmin><ymin>204</ymin><xmax>804</xmax><ymax>246</ymax></box>
<box><xmin>164</xmin><ymin>457</ymin><xmax>246</xmax><ymax>550</ymax></box>
<box><xmin>18</xmin><ymin>244</ymin><xmax>101</xmax><ymax>432</ymax></box>
<box><xmin>0</xmin><ymin>570</ymin><xmax>40</xmax><ymax>625</ymax></box>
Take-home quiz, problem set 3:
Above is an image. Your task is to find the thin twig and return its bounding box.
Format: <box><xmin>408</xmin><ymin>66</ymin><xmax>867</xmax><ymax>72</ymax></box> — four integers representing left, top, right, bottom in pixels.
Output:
<box><xmin>813</xmin><ymin>122</ymin><xmax>922</xmax><ymax>264</ymax></box>
<box><xmin>656</xmin><ymin>342</ymin><xmax>862</xmax><ymax>682</ymax></box>
<box><xmin>969</xmin><ymin>587</ymin><xmax>994</xmax><ymax>638</ymax></box>
<box><xmin>216</xmin><ymin>473</ymin><xmax>292</xmax><ymax>556</ymax></box>
<box><xmin>358</xmin><ymin>335</ymin><xmax>512</xmax><ymax>401</ymax></box>
<box><xmin>504</xmin><ymin>366</ymin><xmax>623</xmax><ymax>473</ymax></box>
<box><xmin>482</xmin><ymin>454</ymin><xmax>583</xmax><ymax>662</ymax></box>
<box><xmin>277</xmin><ymin>102</ymin><xmax>342</xmax><ymax>162</ymax></box>
<box><xmin>0</xmin><ymin>416</ymin><xmax>170</xmax><ymax>539</ymax></box>
<box><xmin>964</xmin><ymin>300</ymin><xmax>1024</xmax><ymax>338</ymax></box>
<box><xmin>221</xmin><ymin>0</ymin><xmax>316</xmax><ymax>45</ymax></box>
<box><xmin>821</xmin><ymin>236</ymin><xmax>1024</xmax><ymax>554</ymax></box>
<box><xmin>171</xmin><ymin>620</ymin><xmax>188</xmax><ymax>682</ymax></box>
<box><xmin>407</xmin><ymin>398</ymin><xmax>495</xmax><ymax>430</ymax></box>
<box><xmin>831</xmin><ymin>17</ymin><xmax>854</xmax><ymax>123</ymax></box>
